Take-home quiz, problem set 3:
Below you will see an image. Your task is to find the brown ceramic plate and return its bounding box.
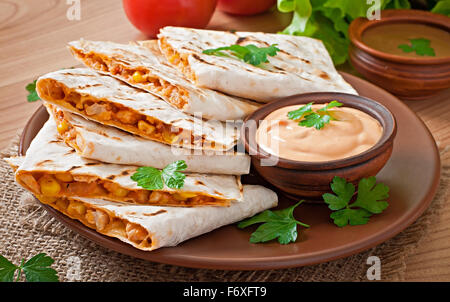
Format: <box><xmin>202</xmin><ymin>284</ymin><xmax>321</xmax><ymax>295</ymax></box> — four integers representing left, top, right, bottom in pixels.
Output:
<box><xmin>19</xmin><ymin>73</ymin><xmax>440</xmax><ymax>270</ymax></box>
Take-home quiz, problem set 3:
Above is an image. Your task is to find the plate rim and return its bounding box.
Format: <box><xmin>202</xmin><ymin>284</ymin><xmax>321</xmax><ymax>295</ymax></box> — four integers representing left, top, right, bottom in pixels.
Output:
<box><xmin>18</xmin><ymin>72</ymin><xmax>441</xmax><ymax>270</ymax></box>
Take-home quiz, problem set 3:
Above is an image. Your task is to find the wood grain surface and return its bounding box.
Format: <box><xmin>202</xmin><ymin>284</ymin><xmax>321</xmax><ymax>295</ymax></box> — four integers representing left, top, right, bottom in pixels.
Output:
<box><xmin>1</xmin><ymin>0</ymin><xmax>449</xmax><ymax>281</ymax></box>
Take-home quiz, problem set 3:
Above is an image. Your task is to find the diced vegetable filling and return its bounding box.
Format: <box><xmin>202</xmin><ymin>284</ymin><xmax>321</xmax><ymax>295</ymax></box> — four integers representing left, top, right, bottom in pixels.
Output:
<box><xmin>70</xmin><ymin>48</ymin><xmax>189</xmax><ymax>109</ymax></box>
<box><xmin>159</xmin><ymin>38</ymin><xmax>197</xmax><ymax>82</ymax></box>
<box><xmin>18</xmin><ymin>172</ymin><xmax>227</xmax><ymax>206</ymax></box>
<box><xmin>38</xmin><ymin>80</ymin><xmax>207</xmax><ymax>146</ymax></box>
<box><xmin>38</xmin><ymin>195</ymin><xmax>152</xmax><ymax>248</ymax></box>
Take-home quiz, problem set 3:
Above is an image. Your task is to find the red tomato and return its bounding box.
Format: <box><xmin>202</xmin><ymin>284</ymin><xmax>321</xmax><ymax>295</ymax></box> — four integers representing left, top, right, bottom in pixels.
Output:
<box><xmin>217</xmin><ymin>0</ymin><xmax>276</xmax><ymax>16</ymax></box>
<box><xmin>122</xmin><ymin>0</ymin><xmax>218</xmax><ymax>38</ymax></box>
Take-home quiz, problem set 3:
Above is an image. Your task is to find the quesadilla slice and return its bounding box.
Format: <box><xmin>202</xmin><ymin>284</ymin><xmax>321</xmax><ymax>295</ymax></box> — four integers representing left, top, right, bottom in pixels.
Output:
<box><xmin>158</xmin><ymin>26</ymin><xmax>358</xmax><ymax>102</ymax></box>
<box><xmin>46</xmin><ymin>103</ymin><xmax>251</xmax><ymax>175</ymax></box>
<box><xmin>36</xmin><ymin>68</ymin><xmax>239</xmax><ymax>151</ymax></box>
<box><xmin>6</xmin><ymin>119</ymin><xmax>243</xmax><ymax>206</ymax></box>
<box><xmin>68</xmin><ymin>39</ymin><xmax>261</xmax><ymax>121</ymax></box>
<box><xmin>32</xmin><ymin>185</ymin><xmax>277</xmax><ymax>251</ymax></box>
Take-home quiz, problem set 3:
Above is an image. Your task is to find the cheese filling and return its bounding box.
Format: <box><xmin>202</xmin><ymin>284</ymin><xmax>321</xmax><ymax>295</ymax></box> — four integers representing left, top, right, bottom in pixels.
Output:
<box><xmin>37</xmin><ymin>195</ymin><xmax>152</xmax><ymax>248</ymax></box>
<box><xmin>17</xmin><ymin>172</ymin><xmax>230</xmax><ymax>206</ymax></box>
<box><xmin>69</xmin><ymin>48</ymin><xmax>190</xmax><ymax>110</ymax></box>
<box><xmin>37</xmin><ymin>79</ymin><xmax>212</xmax><ymax>148</ymax></box>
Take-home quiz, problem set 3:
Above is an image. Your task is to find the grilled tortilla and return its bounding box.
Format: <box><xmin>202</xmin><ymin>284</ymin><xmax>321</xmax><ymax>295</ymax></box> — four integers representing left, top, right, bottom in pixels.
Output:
<box><xmin>158</xmin><ymin>26</ymin><xmax>358</xmax><ymax>102</ymax></box>
<box><xmin>68</xmin><ymin>39</ymin><xmax>261</xmax><ymax>121</ymax></box>
<box><xmin>31</xmin><ymin>185</ymin><xmax>277</xmax><ymax>251</ymax></box>
<box><xmin>5</xmin><ymin>120</ymin><xmax>243</xmax><ymax>207</ymax></box>
<box><xmin>36</xmin><ymin>68</ymin><xmax>239</xmax><ymax>151</ymax></box>
<box><xmin>46</xmin><ymin>103</ymin><xmax>251</xmax><ymax>175</ymax></box>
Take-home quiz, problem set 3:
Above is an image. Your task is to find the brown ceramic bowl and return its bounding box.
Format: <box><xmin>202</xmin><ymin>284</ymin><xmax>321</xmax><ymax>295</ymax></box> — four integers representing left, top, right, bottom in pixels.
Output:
<box><xmin>241</xmin><ymin>92</ymin><xmax>397</xmax><ymax>200</ymax></box>
<box><xmin>349</xmin><ymin>9</ymin><xmax>450</xmax><ymax>100</ymax></box>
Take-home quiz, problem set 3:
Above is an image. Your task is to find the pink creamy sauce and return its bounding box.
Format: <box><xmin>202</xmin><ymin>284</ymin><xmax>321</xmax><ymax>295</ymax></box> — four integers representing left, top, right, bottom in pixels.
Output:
<box><xmin>255</xmin><ymin>104</ymin><xmax>383</xmax><ymax>162</ymax></box>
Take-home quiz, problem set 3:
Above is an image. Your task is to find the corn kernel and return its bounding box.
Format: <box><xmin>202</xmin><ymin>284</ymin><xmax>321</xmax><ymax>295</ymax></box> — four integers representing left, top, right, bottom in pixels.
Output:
<box><xmin>67</xmin><ymin>201</ymin><xmax>86</xmax><ymax>216</ymax></box>
<box><xmin>103</xmin><ymin>182</ymin><xmax>129</xmax><ymax>198</ymax></box>
<box><xmin>132</xmin><ymin>71</ymin><xmax>145</xmax><ymax>83</ymax></box>
<box><xmin>173</xmin><ymin>192</ymin><xmax>198</xmax><ymax>200</ymax></box>
<box><xmin>55</xmin><ymin>173</ymin><xmax>74</xmax><ymax>183</ymax></box>
<box><xmin>137</xmin><ymin>120</ymin><xmax>156</xmax><ymax>135</ymax></box>
<box><xmin>162</xmin><ymin>131</ymin><xmax>179</xmax><ymax>144</ymax></box>
<box><xmin>57</xmin><ymin>120</ymin><xmax>69</xmax><ymax>134</ymax></box>
<box><xmin>39</xmin><ymin>176</ymin><xmax>61</xmax><ymax>196</ymax></box>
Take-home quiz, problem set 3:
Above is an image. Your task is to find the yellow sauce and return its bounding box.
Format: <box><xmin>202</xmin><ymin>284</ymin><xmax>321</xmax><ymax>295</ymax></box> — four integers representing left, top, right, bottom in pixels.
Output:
<box><xmin>255</xmin><ymin>105</ymin><xmax>383</xmax><ymax>162</ymax></box>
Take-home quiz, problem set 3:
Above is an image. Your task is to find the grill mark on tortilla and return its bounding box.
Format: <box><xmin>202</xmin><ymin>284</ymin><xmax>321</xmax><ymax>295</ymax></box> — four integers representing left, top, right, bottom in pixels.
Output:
<box><xmin>143</xmin><ymin>209</ymin><xmax>167</xmax><ymax>216</ymax></box>
<box><xmin>192</xmin><ymin>54</ymin><xmax>229</xmax><ymax>70</ymax></box>
<box><xmin>36</xmin><ymin>159</ymin><xmax>53</xmax><ymax>166</ymax></box>
<box><xmin>48</xmin><ymin>140</ymin><xmax>60</xmax><ymax>144</ymax></box>
<box><xmin>194</xmin><ymin>180</ymin><xmax>205</xmax><ymax>186</ymax></box>
<box><xmin>106</xmin><ymin>175</ymin><xmax>116</xmax><ymax>180</ymax></box>
<box><xmin>213</xmin><ymin>190</ymin><xmax>223</xmax><ymax>196</ymax></box>
<box><xmin>120</xmin><ymin>170</ymin><xmax>130</xmax><ymax>176</ymax></box>
<box><xmin>65</xmin><ymin>149</ymin><xmax>76</xmax><ymax>155</ymax></box>
<box><xmin>85</xmin><ymin>162</ymin><xmax>101</xmax><ymax>166</ymax></box>
<box><xmin>67</xmin><ymin>165</ymin><xmax>82</xmax><ymax>172</ymax></box>
<box><xmin>236</xmin><ymin>36</ymin><xmax>249</xmax><ymax>44</ymax></box>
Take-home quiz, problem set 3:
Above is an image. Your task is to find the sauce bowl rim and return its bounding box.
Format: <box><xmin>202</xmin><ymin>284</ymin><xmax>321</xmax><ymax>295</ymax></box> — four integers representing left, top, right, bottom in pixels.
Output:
<box><xmin>241</xmin><ymin>92</ymin><xmax>397</xmax><ymax>171</ymax></box>
<box><xmin>349</xmin><ymin>9</ymin><xmax>450</xmax><ymax>65</ymax></box>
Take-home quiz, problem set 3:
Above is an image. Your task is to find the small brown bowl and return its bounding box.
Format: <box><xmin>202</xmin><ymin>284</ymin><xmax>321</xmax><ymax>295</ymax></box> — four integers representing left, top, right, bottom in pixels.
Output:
<box><xmin>349</xmin><ymin>9</ymin><xmax>450</xmax><ymax>100</ymax></box>
<box><xmin>241</xmin><ymin>92</ymin><xmax>397</xmax><ymax>200</ymax></box>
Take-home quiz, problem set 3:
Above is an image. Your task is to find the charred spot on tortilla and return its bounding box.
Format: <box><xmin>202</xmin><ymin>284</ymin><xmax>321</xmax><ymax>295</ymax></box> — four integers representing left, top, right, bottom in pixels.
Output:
<box><xmin>319</xmin><ymin>71</ymin><xmax>330</xmax><ymax>80</ymax></box>
<box><xmin>120</xmin><ymin>170</ymin><xmax>131</xmax><ymax>176</ymax></box>
<box><xmin>65</xmin><ymin>149</ymin><xmax>76</xmax><ymax>155</ymax></box>
<box><xmin>67</xmin><ymin>165</ymin><xmax>82</xmax><ymax>172</ymax></box>
<box><xmin>236</xmin><ymin>36</ymin><xmax>249</xmax><ymax>45</ymax></box>
<box><xmin>85</xmin><ymin>161</ymin><xmax>101</xmax><ymax>166</ymax></box>
<box><xmin>36</xmin><ymin>159</ymin><xmax>53</xmax><ymax>166</ymax></box>
<box><xmin>195</xmin><ymin>180</ymin><xmax>205</xmax><ymax>186</ymax></box>
<box><xmin>48</xmin><ymin>139</ymin><xmax>60</xmax><ymax>144</ymax></box>
<box><xmin>106</xmin><ymin>175</ymin><xmax>116</xmax><ymax>180</ymax></box>
<box><xmin>143</xmin><ymin>209</ymin><xmax>167</xmax><ymax>217</ymax></box>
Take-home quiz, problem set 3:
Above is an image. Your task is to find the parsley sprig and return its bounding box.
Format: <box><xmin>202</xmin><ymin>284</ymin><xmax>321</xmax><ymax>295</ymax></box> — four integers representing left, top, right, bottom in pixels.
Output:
<box><xmin>322</xmin><ymin>176</ymin><xmax>389</xmax><ymax>227</ymax></box>
<box><xmin>26</xmin><ymin>80</ymin><xmax>40</xmax><ymax>102</ymax></box>
<box><xmin>202</xmin><ymin>44</ymin><xmax>281</xmax><ymax>66</ymax></box>
<box><xmin>0</xmin><ymin>253</ymin><xmax>59</xmax><ymax>282</ymax></box>
<box><xmin>131</xmin><ymin>160</ymin><xmax>187</xmax><ymax>190</ymax></box>
<box><xmin>287</xmin><ymin>100</ymin><xmax>343</xmax><ymax>130</ymax></box>
<box><xmin>238</xmin><ymin>201</ymin><xmax>309</xmax><ymax>244</ymax></box>
<box><xmin>398</xmin><ymin>38</ymin><xmax>436</xmax><ymax>57</ymax></box>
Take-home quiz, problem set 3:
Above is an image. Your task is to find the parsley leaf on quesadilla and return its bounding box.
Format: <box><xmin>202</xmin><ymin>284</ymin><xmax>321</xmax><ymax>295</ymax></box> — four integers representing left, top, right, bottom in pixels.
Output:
<box><xmin>238</xmin><ymin>201</ymin><xmax>309</xmax><ymax>244</ymax></box>
<box><xmin>202</xmin><ymin>44</ymin><xmax>281</xmax><ymax>66</ymax></box>
<box><xmin>322</xmin><ymin>176</ymin><xmax>389</xmax><ymax>227</ymax></box>
<box><xmin>26</xmin><ymin>80</ymin><xmax>40</xmax><ymax>102</ymax></box>
<box><xmin>287</xmin><ymin>101</ymin><xmax>343</xmax><ymax>130</ymax></box>
<box><xmin>131</xmin><ymin>160</ymin><xmax>187</xmax><ymax>190</ymax></box>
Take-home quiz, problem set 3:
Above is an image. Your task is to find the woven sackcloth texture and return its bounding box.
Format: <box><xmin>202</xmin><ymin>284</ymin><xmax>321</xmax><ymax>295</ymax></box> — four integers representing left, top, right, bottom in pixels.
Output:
<box><xmin>1</xmin><ymin>133</ymin><xmax>448</xmax><ymax>282</ymax></box>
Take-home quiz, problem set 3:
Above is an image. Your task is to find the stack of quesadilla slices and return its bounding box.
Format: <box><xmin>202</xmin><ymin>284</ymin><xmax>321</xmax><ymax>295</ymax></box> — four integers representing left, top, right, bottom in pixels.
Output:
<box><xmin>5</xmin><ymin>26</ymin><xmax>357</xmax><ymax>251</ymax></box>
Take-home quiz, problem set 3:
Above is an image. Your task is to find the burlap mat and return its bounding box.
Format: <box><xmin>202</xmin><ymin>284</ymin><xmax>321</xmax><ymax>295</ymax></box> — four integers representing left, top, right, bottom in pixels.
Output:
<box><xmin>1</xmin><ymin>133</ymin><xmax>448</xmax><ymax>282</ymax></box>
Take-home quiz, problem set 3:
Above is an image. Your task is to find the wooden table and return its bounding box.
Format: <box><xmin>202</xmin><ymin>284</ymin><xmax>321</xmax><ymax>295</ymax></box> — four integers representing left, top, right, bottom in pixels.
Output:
<box><xmin>1</xmin><ymin>0</ymin><xmax>449</xmax><ymax>281</ymax></box>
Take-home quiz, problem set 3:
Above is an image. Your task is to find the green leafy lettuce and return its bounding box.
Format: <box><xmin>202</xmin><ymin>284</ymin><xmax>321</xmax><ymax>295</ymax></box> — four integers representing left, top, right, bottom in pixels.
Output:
<box><xmin>276</xmin><ymin>0</ymin><xmax>448</xmax><ymax>65</ymax></box>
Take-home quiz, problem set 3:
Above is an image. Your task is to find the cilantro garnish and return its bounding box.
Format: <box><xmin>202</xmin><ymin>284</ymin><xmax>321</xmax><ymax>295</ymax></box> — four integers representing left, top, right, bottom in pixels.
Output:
<box><xmin>322</xmin><ymin>176</ymin><xmax>389</xmax><ymax>227</ymax></box>
<box><xmin>287</xmin><ymin>100</ymin><xmax>343</xmax><ymax>130</ymax></box>
<box><xmin>398</xmin><ymin>38</ymin><xmax>436</xmax><ymax>57</ymax></box>
<box><xmin>131</xmin><ymin>160</ymin><xmax>187</xmax><ymax>190</ymax></box>
<box><xmin>202</xmin><ymin>44</ymin><xmax>281</xmax><ymax>66</ymax></box>
<box><xmin>0</xmin><ymin>253</ymin><xmax>59</xmax><ymax>282</ymax></box>
<box><xmin>26</xmin><ymin>80</ymin><xmax>40</xmax><ymax>102</ymax></box>
<box><xmin>238</xmin><ymin>201</ymin><xmax>309</xmax><ymax>244</ymax></box>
